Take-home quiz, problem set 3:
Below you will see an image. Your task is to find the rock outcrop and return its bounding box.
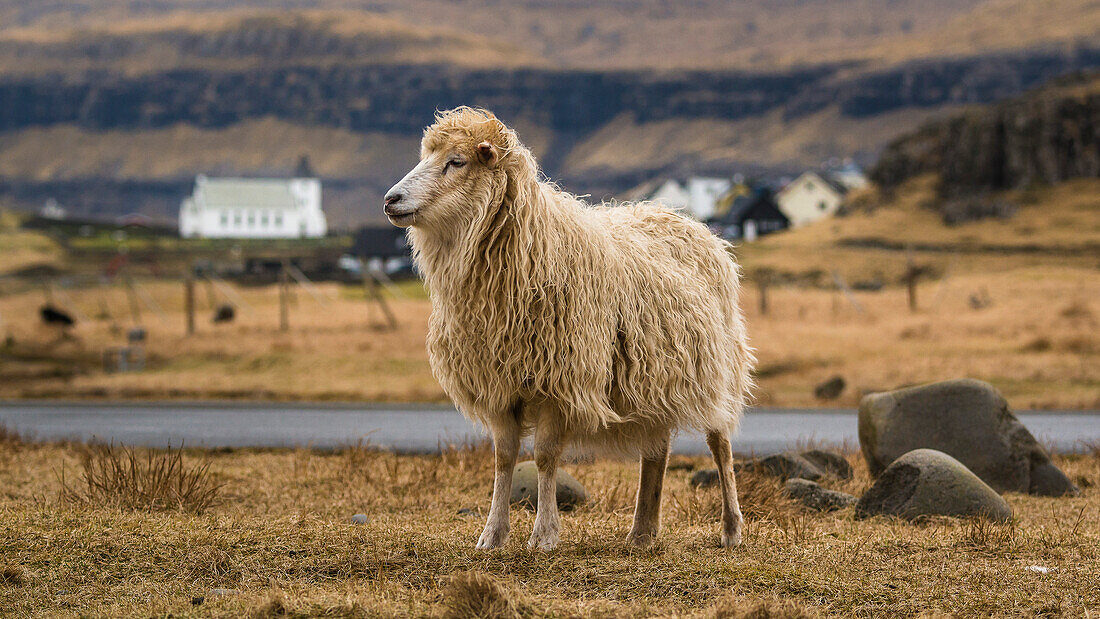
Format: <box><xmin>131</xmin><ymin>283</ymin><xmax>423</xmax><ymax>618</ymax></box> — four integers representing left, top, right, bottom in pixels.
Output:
<box><xmin>859</xmin><ymin>378</ymin><xmax>1078</xmax><ymax>497</ymax></box>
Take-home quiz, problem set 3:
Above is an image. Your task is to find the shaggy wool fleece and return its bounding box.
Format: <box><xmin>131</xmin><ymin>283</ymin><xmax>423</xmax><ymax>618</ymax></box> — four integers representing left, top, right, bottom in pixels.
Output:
<box><xmin>402</xmin><ymin>107</ymin><xmax>753</xmax><ymax>456</ymax></box>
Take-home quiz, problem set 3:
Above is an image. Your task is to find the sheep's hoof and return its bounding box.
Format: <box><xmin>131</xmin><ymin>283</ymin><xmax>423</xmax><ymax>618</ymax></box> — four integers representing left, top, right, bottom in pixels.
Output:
<box><xmin>720</xmin><ymin>524</ymin><xmax>744</xmax><ymax>549</ymax></box>
<box><xmin>625</xmin><ymin>530</ymin><xmax>658</xmax><ymax>548</ymax></box>
<box><xmin>475</xmin><ymin>525</ymin><xmax>509</xmax><ymax>550</ymax></box>
<box><xmin>527</xmin><ymin>529</ymin><xmax>560</xmax><ymax>552</ymax></box>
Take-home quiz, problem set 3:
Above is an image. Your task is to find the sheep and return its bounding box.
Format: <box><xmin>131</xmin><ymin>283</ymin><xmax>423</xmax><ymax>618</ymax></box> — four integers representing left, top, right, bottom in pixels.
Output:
<box><xmin>383</xmin><ymin>107</ymin><xmax>754</xmax><ymax>551</ymax></box>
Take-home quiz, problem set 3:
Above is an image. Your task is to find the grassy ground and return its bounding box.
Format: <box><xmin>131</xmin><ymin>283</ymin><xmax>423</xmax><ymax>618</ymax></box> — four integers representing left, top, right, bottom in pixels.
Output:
<box><xmin>1</xmin><ymin>433</ymin><xmax>1098</xmax><ymax>617</ymax></box>
<box><xmin>0</xmin><ymin>179</ymin><xmax>1097</xmax><ymax>409</ymax></box>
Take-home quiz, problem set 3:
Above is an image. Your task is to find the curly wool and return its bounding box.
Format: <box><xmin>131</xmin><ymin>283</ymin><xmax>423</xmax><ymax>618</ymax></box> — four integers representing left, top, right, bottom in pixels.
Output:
<box><xmin>410</xmin><ymin>108</ymin><xmax>754</xmax><ymax>455</ymax></box>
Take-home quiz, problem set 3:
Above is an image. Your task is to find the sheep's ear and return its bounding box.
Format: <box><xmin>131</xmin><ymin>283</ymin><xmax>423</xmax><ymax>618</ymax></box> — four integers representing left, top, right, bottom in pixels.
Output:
<box><xmin>476</xmin><ymin>141</ymin><xmax>499</xmax><ymax>165</ymax></box>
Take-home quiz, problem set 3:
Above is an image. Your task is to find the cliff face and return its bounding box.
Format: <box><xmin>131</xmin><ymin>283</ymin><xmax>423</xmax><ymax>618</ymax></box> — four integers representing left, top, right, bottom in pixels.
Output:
<box><xmin>872</xmin><ymin>71</ymin><xmax>1100</xmax><ymax>202</ymax></box>
<box><xmin>4</xmin><ymin>48</ymin><xmax>1098</xmax><ymax>136</ymax></box>
<box><xmin>1</xmin><ymin>43</ymin><xmax>1099</xmax><ymax>225</ymax></box>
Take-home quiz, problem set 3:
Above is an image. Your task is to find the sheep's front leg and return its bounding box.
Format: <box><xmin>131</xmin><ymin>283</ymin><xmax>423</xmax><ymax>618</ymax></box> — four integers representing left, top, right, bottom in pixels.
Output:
<box><xmin>528</xmin><ymin>420</ymin><xmax>564</xmax><ymax>552</ymax></box>
<box><xmin>626</xmin><ymin>430</ymin><xmax>670</xmax><ymax>547</ymax></box>
<box><xmin>476</xmin><ymin>417</ymin><xmax>520</xmax><ymax>550</ymax></box>
<box><xmin>705</xmin><ymin>430</ymin><xmax>744</xmax><ymax>548</ymax></box>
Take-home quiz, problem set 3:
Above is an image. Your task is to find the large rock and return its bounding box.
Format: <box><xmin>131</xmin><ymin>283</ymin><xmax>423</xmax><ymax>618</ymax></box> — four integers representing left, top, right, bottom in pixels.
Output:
<box><xmin>859</xmin><ymin>379</ymin><xmax>1078</xmax><ymax>497</ymax></box>
<box><xmin>783</xmin><ymin>479</ymin><xmax>857</xmax><ymax>512</ymax></box>
<box><xmin>510</xmin><ymin>461</ymin><xmax>586</xmax><ymax>511</ymax></box>
<box><xmin>856</xmin><ymin>449</ymin><xmax>1013</xmax><ymax>522</ymax></box>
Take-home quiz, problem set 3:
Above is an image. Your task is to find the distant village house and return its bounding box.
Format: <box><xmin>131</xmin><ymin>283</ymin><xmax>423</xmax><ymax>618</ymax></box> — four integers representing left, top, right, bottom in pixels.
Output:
<box><xmin>775</xmin><ymin>171</ymin><xmax>847</xmax><ymax>228</ymax></box>
<box><xmin>706</xmin><ymin>189</ymin><xmax>789</xmax><ymax>241</ymax></box>
<box><xmin>647</xmin><ymin>177</ymin><xmax>732</xmax><ymax>221</ymax></box>
<box><xmin>179</xmin><ymin>174</ymin><xmax>327</xmax><ymax>239</ymax></box>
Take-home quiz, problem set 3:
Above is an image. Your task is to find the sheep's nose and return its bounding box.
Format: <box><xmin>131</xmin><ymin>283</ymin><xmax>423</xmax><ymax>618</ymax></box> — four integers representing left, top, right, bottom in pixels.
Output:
<box><xmin>384</xmin><ymin>191</ymin><xmax>403</xmax><ymax>207</ymax></box>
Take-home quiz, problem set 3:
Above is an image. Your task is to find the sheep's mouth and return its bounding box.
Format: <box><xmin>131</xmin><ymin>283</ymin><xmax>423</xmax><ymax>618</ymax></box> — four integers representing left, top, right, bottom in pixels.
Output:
<box><xmin>385</xmin><ymin>209</ymin><xmax>417</xmax><ymax>227</ymax></box>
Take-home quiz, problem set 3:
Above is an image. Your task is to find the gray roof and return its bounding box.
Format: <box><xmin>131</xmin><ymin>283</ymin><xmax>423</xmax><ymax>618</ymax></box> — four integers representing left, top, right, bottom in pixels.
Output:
<box><xmin>196</xmin><ymin>178</ymin><xmax>304</xmax><ymax>210</ymax></box>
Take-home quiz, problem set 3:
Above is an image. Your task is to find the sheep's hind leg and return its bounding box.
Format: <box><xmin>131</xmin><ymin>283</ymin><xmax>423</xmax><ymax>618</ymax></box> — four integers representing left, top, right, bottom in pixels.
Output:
<box><xmin>528</xmin><ymin>418</ymin><xmax>565</xmax><ymax>552</ymax></box>
<box><xmin>705</xmin><ymin>430</ymin><xmax>744</xmax><ymax>548</ymax></box>
<box><xmin>626</xmin><ymin>430</ymin><xmax>670</xmax><ymax>547</ymax></box>
<box><xmin>476</xmin><ymin>416</ymin><xmax>520</xmax><ymax>550</ymax></box>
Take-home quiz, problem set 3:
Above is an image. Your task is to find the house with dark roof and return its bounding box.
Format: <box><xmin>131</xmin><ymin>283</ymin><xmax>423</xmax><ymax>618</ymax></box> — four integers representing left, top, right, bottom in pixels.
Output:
<box><xmin>705</xmin><ymin>188</ymin><xmax>789</xmax><ymax>241</ymax></box>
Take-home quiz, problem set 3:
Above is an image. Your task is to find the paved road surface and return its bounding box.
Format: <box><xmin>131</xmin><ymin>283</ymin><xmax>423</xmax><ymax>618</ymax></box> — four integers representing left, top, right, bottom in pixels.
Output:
<box><xmin>1</xmin><ymin>402</ymin><xmax>1098</xmax><ymax>455</ymax></box>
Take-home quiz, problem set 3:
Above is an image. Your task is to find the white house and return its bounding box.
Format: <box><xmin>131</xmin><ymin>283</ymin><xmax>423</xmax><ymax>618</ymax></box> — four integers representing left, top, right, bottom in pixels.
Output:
<box><xmin>179</xmin><ymin>175</ymin><xmax>327</xmax><ymax>239</ymax></box>
<box><xmin>829</xmin><ymin>161</ymin><xmax>869</xmax><ymax>191</ymax></box>
<box><xmin>648</xmin><ymin>177</ymin><xmax>732</xmax><ymax>220</ymax></box>
<box><xmin>775</xmin><ymin>171</ymin><xmax>846</xmax><ymax>228</ymax></box>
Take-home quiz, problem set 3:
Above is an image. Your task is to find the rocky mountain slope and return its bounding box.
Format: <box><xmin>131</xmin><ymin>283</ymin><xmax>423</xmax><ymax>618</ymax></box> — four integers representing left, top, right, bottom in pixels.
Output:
<box><xmin>872</xmin><ymin>71</ymin><xmax>1100</xmax><ymax>221</ymax></box>
<box><xmin>0</xmin><ymin>3</ymin><xmax>1098</xmax><ymax>227</ymax></box>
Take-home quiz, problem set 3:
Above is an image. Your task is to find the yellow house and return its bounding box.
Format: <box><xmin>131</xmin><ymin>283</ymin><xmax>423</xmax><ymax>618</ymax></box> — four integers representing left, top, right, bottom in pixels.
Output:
<box><xmin>775</xmin><ymin>172</ymin><xmax>846</xmax><ymax>228</ymax></box>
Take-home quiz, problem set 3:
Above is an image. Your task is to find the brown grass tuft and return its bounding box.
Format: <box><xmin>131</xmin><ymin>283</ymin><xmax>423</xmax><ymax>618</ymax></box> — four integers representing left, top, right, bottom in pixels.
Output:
<box><xmin>183</xmin><ymin>545</ymin><xmax>237</xmax><ymax>583</ymax></box>
<box><xmin>441</xmin><ymin>571</ymin><xmax>525</xmax><ymax>619</ymax></box>
<box><xmin>59</xmin><ymin>443</ymin><xmax>222</xmax><ymax>512</ymax></box>
<box><xmin>956</xmin><ymin>517</ymin><xmax>1018</xmax><ymax>551</ymax></box>
<box><xmin>710</xmin><ymin>597</ymin><xmax>818</xmax><ymax>618</ymax></box>
<box><xmin>1</xmin><ymin>566</ymin><xmax>26</xmax><ymax>587</ymax></box>
<box><xmin>0</xmin><ymin>423</ymin><xmax>24</xmax><ymax>448</ymax></box>
<box><xmin>250</xmin><ymin>593</ymin><xmax>290</xmax><ymax>618</ymax></box>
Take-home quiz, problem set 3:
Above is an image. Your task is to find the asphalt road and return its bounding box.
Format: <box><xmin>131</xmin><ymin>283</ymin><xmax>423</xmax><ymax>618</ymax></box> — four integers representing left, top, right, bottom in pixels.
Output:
<box><xmin>1</xmin><ymin>402</ymin><xmax>1098</xmax><ymax>455</ymax></box>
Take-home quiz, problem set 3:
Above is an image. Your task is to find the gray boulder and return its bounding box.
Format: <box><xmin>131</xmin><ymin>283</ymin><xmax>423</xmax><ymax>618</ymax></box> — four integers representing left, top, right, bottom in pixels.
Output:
<box><xmin>856</xmin><ymin>449</ymin><xmax>1013</xmax><ymax>522</ymax></box>
<box><xmin>690</xmin><ymin>468</ymin><xmax>720</xmax><ymax>488</ymax></box>
<box><xmin>783</xmin><ymin>479</ymin><xmax>857</xmax><ymax>512</ymax></box>
<box><xmin>510</xmin><ymin>461</ymin><xmax>586</xmax><ymax>510</ymax></box>
<box><xmin>859</xmin><ymin>379</ymin><xmax>1077</xmax><ymax>497</ymax></box>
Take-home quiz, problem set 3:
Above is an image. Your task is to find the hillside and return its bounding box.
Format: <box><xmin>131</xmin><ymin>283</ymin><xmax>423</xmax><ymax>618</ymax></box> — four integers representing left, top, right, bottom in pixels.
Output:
<box><xmin>2</xmin><ymin>0</ymin><xmax>1098</xmax><ymax>71</ymax></box>
<box><xmin>0</xmin><ymin>2</ymin><xmax>1098</xmax><ymax>226</ymax></box>
<box><xmin>873</xmin><ymin>71</ymin><xmax>1100</xmax><ymax>219</ymax></box>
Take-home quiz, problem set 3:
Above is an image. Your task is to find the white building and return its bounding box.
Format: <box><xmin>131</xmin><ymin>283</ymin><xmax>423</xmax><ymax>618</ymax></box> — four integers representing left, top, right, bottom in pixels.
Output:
<box><xmin>648</xmin><ymin>177</ymin><xmax>732</xmax><ymax>220</ymax></box>
<box><xmin>776</xmin><ymin>171</ymin><xmax>847</xmax><ymax>228</ymax></box>
<box><xmin>179</xmin><ymin>175</ymin><xmax>327</xmax><ymax>239</ymax></box>
<box><xmin>829</xmin><ymin>161</ymin><xmax>869</xmax><ymax>191</ymax></box>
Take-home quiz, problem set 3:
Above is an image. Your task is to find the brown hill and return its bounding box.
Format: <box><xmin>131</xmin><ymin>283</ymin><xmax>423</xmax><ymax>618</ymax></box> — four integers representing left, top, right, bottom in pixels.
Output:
<box><xmin>2</xmin><ymin>0</ymin><xmax>1098</xmax><ymax>71</ymax></box>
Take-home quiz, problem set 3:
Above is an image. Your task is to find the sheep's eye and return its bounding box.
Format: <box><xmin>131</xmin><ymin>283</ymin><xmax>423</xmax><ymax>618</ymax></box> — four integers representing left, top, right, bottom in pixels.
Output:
<box><xmin>443</xmin><ymin>158</ymin><xmax>466</xmax><ymax>173</ymax></box>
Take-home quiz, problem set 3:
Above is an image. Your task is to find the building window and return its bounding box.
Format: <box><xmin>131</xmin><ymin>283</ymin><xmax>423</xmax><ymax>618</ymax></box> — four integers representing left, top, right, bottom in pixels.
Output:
<box><xmin>220</xmin><ymin>212</ymin><xmax>228</xmax><ymax>226</ymax></box>
<box><xmin>261</xmin><ymin>213</ymin><xmax>269</xmax><ymax>227</ymax></box>
<box><xmin>234</xmin><ymin>212</ymin><xmax>242</xmax><ymax>226</ymax></box>
<box><xmin>247</xmin><ymin>213</ymin><xmax>255</xmax><ymax>227</ymax></box>
<box><xmin>275</xmin><ymin>214</ymin><xmax>283</xmax><ymax>227</ymax></box>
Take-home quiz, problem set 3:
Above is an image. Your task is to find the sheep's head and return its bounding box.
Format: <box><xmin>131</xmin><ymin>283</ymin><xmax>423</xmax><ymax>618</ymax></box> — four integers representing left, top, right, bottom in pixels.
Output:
<box><xmin>383</xmin><ymin>107</ymin><xmax>520</xmax><ymax>232</ymax></box>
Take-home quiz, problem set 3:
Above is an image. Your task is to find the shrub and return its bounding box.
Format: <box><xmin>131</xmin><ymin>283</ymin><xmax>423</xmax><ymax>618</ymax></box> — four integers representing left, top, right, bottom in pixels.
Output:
<box><xmin>59</xmin><ymin>443</ymin><xmax>222</xmax><ymax>512</ymax></box>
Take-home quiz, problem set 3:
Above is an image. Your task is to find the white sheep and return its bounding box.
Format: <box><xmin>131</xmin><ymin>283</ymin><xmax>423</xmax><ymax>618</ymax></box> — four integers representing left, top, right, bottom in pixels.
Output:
<box><xmin>383</xmin><ymin>107</ymin><xmax>754</xmax><ymax>551</ymax></box>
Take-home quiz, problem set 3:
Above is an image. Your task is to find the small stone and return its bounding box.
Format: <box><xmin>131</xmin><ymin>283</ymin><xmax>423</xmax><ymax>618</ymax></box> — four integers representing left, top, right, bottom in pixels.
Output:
<box><xmin>856</xmin><ymin>449</ymin><xmax>1012</xmax><ymax>522</ymax></box>
<box><xmin>350</xmin><ymin>514</ymin><xmax>369</xmax><ymax>524</ymax></box>
<box><xmin>800</xmin><ymin>450</ymin><xmax>854</xmax><ymax>480</ymax></box>
<box><xmin>752</xmin><ymin>453</ymin><xmax>826</xmax><ymax>481</ymax></box>
<box><xmin>510</xmin><ymin>461</ymin><xmax>587</xmax><ymax>510</ymax></box>
<box><xmin>191</xmin><ymin>596</ymin><xmax>205</xmax><ymax>606</ymax></box>
<box><xmin>814</xmin><ymin>376</ymin><xmax>846</xmax><ymax>400</ymax></box>
<box><xmin>690</xmin><ymin>468</ymin><xmax>720</xmax><ymax>488</ymax></box>
<box><xmin>456</xmin><ymin>508</ymin><xmax>480</xmax><ymax>517</ymax></box>
<box><xmin>783</xmin><ymin>479</ymin><xmax>858</xmax><ymax>512</ymax></box>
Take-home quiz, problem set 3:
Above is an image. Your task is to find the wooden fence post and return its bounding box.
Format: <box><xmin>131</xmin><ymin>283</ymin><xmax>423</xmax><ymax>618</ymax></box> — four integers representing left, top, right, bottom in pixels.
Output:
<box><xmin>279</xmin><ymin>260</ymin><xmax>290</xmax><ymax>332</ymax></box>
<box><xmin>184</xmin><ymin>275</ymin><xmax>196</xmax><ymax>336</ymax></box>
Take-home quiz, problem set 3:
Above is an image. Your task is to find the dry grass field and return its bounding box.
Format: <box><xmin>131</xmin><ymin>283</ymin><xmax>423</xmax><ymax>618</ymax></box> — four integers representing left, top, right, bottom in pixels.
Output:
<box><xmin>0</xmin><ymin>432</ymin><xmax>1098</xmax><ymax>617</ymax></box>
<box><xmin>0</xmin><ymin>178</ymin><xmax>1098</xmax><ymax>409</ymax></box>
